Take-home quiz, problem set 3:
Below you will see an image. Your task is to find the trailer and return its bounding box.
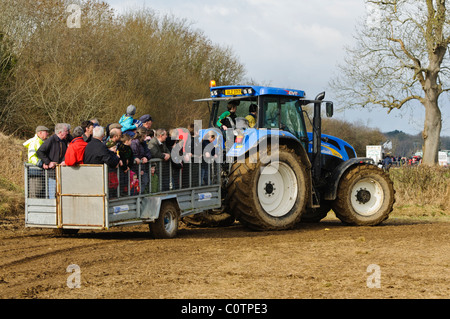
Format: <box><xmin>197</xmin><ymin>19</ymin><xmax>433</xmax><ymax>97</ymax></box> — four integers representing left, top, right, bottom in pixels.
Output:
<box><xmin>24</xmin><ymin>159</ymin><xmax>221</xmax><ymax>238</ymax></box>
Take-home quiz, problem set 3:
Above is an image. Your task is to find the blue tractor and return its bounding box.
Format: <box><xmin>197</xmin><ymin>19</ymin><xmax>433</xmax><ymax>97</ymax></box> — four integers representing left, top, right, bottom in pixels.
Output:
<box><xmin>191</xmin><ymin>83</ymin><xmax>395</xmax><ymax>230</ymax></box>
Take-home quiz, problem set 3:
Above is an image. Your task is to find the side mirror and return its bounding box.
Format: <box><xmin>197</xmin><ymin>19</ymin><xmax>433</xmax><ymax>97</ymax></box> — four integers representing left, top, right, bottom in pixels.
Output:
<box><xmin>326</xmin><ymin>102</ymin><xmax>333</xmax><ymax>118</ymax></box>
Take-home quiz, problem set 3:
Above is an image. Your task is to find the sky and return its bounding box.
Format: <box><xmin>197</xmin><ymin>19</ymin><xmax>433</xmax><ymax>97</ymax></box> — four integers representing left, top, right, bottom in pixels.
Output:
<box><xmin>105</xmin><ymin>0</ymin><xmax>449</xmax><ymax>136</ymax></box>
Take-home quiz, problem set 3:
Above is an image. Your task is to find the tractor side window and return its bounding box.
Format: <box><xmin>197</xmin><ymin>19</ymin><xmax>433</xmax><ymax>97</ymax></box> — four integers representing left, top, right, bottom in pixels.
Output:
<box><xmin>280</xmin><ymin>99</ymin><xmax>307</xmax><ymax>139</ymax></box>
<box><xmin>262</xmin><ymin>98</ymin><xmax>279</xmax><ymax>129</ymax></box>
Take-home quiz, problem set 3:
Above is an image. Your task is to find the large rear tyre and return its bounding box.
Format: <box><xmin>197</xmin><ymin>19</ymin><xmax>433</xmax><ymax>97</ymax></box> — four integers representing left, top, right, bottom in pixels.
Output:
<box><xmin>149</xmin><ymin>201</ymin><xmax>180</xmax><ymax>239</ymax></box>
<box><xmin>332</xmin><ymin>164</ymin><xmax>395</xmax><ymax>226</ymax></box>
<box><xmin>227</xmin><ymin>145</ymin><xmax>309</xmax><ymax>231</ymax></box>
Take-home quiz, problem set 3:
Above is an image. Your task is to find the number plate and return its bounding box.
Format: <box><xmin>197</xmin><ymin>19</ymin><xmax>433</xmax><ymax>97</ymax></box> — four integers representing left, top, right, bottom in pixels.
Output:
<box><xmin>225</xmin><ymin>89</ymin><xmax>242</xmax><ymax>96</ymax></box>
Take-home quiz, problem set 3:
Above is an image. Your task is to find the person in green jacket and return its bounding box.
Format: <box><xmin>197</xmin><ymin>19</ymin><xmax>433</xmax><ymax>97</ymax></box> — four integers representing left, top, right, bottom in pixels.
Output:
<box><xmin>23</xmin><ymin>126</ymin><xmax>50</xmax><ymax>166</ymax></box>
<box><xmin>216</xmin><ymin>100</ymin><xmax>239</xmax><ymax>131</ymax></box>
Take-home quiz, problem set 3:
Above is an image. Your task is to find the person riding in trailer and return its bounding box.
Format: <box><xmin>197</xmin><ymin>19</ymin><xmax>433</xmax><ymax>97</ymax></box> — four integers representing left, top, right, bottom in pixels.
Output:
<box><xmin>119</xmin><ymin>104</ymin><xmax>143</xmax><ymax>137</ymax></box>
<box><xmin>216</xmin><ymin>100</ymin><xmax>239</xmax><ymax>131</ymax></box>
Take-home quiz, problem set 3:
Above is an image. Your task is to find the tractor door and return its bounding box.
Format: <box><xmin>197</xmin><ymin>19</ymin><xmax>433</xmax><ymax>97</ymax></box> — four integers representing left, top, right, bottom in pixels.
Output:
<box><xmin>260</xmin><ymin>96</ymin><xmax>308</xmax><ymax>150</ymax></box>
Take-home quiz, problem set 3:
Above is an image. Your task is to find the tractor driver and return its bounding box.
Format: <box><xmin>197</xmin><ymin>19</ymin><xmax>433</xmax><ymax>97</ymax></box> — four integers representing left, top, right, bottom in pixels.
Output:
<box><xmin>216</xmin><ymin>100</ymin><xmax>239</xmax><ymax>131</ymax></box>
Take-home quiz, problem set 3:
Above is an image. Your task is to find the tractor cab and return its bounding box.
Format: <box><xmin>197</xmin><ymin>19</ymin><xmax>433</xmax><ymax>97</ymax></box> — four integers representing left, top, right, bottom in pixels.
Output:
<box><xmin>197</xmin><ymin>83</ymin><xmax>361</xmax><ymax>188</ymax></box>
<box><xmin>201</xmin><ymin>84</ymin><xmax>311</xmax><ymax>151</ymax></box>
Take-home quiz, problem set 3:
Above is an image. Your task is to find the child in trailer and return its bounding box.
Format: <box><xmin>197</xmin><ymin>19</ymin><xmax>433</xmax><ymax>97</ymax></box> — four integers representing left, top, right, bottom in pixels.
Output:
<box><xmin>119</xmin><ymin>170</ymin><xmax>140</xmax><ymax>196</ymax></box>
<box><xmin>117</xmin><ymin>134</ymin><xmax>139</xmax><ymax>196</ymax></box>
<box><xmin>129</xmin><ymin>170</ymin><xmax>140</xmax><ymax>196</ymax></box>
<box><xmin>118</xmin><ymin>104</ymin><xmax>142</xmax><ymax>137</ymax></box>
<box><xmin>117</xmin><ymin>134</ymin><xmax>134</xmax><ymax>173</ymax></box>
<box><xmin>150</xmin><ymin>163</ymin><xmax>160</xmax><ymax>193</ymax></box>
<box><xmin>201</xmin><ymin>132</ymin><xmax>218</xmax><ymax>186</ymax></box>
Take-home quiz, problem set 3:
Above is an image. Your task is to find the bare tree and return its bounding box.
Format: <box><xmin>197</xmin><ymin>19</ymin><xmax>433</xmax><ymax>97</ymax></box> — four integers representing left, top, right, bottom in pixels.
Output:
<box><xmin>0</xmin><ymin>1</ymin><xmax>245</xmax><ymax>136</ymax></box>
<box><xmin>331</xmin><ymin>0</ymin><xmax>450</xmax><ymax>164</ymax></box>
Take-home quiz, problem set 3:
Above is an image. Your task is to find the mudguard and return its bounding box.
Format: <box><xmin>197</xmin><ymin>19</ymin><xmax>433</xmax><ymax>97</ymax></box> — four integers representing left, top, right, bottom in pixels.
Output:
<box><xmin>323</xmin><ymin>157</ymin><xmax>376</xmax><ymax>201</ymax></box>
<box><xmin>140</xmin><ymin>194</ymin><xmax>179</xmax><ymax>221</ymax></box>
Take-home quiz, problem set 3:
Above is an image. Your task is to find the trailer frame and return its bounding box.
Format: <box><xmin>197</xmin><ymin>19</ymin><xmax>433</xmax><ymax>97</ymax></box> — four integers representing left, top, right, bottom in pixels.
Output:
<box><xmin>24</xmin><ymin>159</ymin><xmax>221</xmax><ymax>237</ymax></box>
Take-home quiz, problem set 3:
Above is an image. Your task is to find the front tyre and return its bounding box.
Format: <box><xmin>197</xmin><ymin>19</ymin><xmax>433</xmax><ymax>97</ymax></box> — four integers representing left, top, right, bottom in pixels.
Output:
<box><xmin>332</xmin><ymin>165</ymin><xmax>395</xmax><ymax>226</ymax></box>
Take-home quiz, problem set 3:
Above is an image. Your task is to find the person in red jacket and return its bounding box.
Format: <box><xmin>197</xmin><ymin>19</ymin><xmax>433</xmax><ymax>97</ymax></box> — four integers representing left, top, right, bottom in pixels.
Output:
<box><xmin>65</xmin><ymin>126</ymin><xmax>88</xmax><ymax>166</ymax></box>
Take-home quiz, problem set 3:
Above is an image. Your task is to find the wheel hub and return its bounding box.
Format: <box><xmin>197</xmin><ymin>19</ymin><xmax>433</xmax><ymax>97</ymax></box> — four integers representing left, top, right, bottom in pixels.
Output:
<box><xmin>348</xmin><ymin>176</ymin><xmax>387</xmax><ymax>218</ymax></box>
<box><xmin>265</xmin><ymin>181</ymin><xmax>276</xmax><ymax>196</ymax></box>
<box><xmin>163</xmin><ymin>212</ymin><xmax>175</xmax><ymax>232</ymax></box>
<box><xmin>257</xmin><ymin>161</ymin><xmax>299</xmax><ymax>218</ymax></box>
<box><xmin>355</xmin><ymin>188</ymin><xmax>371</xmax><ymax>204</ymax></box>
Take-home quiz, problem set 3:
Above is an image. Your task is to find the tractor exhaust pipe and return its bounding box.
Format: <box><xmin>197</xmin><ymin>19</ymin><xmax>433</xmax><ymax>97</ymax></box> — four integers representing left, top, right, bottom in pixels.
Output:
<box><xmin>313</xmin><ymin>92</ymin><xmax>325</xmax><ymax>183</ymax></box>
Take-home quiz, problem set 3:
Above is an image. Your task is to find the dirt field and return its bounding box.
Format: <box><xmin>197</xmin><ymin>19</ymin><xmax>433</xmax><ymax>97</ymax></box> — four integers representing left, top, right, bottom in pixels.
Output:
<box><xmin>0</xmin><ymin>213</ymin><xmax>448</xmax><ymax>300</ymax></box>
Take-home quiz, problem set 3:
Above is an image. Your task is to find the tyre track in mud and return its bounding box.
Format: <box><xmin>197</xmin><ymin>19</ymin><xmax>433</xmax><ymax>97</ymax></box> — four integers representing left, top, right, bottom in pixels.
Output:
<box><xmin>0</xmin><ymin>227</ymin><xmax>154</xmax><ymax>298</ymax></box>
<box><xmin>1</xmin><ymin>217</ymin><xmax>449</xmax><ymax>299</ymax></box>
<box><xmin>0</xmin><ymin>230</ymin><xmax>154</xmax><ymax>269</ymax></box>
<box><xmin>0</xmin><ymin>242</ymin><xmax>111</xmax><ymax>269</ymax></box>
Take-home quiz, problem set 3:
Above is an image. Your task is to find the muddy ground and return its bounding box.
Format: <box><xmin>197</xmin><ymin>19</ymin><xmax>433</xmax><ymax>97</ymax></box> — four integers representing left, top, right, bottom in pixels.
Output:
<box><xmin>0</xmin><ymin>213</ymin><xmax>448</xmax><ymax>300</ymax></box>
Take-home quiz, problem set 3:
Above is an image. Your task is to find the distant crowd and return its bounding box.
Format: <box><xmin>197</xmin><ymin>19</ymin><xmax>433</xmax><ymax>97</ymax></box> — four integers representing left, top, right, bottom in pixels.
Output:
<box><xmin>379</xmin><ymin>155</ymin><xmax>422</xmax><ymax>171</ymax></box>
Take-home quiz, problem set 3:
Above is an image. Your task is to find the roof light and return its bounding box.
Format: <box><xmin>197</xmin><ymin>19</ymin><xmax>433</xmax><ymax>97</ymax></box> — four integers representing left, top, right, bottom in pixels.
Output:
<box><xmin>210</xmin><ymin>80</ymin><xmax>216</xmax><ymax>87</ymax></box>
<box><xmin>243</xmin><ymin>88</ymin><xmax>254</xmax><ymax>95</ymax></box>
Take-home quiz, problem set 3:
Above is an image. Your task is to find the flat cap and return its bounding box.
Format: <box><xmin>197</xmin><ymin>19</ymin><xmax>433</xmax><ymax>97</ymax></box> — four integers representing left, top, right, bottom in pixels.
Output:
<box><xmin>139</xmin><ymin>114</ymin><xmax>153</xmax><ymax>123</ymax></box>
<box><xmin>36</xmin><ymin>126</ymin><xmax>50</xmax><ymax>133</ymax></box>
<box><xmin>108</xmin><ymin>123</ymin><xmax>123</xmax><ymax>130</ymax></box>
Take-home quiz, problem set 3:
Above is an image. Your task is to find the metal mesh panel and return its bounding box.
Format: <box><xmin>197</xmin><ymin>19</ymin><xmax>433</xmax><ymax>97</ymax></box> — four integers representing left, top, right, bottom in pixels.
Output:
<box><xmin>26</xmin><ymin>166</ymin><xmax>56</xmax><ymax>199</ymax></box>
<box><xmin>27</xmin><ymin>159</ymin><xmax>223</xmax><ymax>200</ymax></box>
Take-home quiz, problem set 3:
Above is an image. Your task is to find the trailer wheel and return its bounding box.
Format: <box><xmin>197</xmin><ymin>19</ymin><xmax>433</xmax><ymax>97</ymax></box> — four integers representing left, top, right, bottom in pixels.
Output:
<box><xmin>149</xmin><ymin>201</ymin><xmax>180</xmax><ymax>239</ymax></box>
<box><xmin>332</xmin><ymin>164</ymin><xmax>395</xmax><ymax>226</ymax></box>
<box><xmin>228</xmin><ymin>145</ymin><xmax>309</xmax><ymax>230</ymax></box>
